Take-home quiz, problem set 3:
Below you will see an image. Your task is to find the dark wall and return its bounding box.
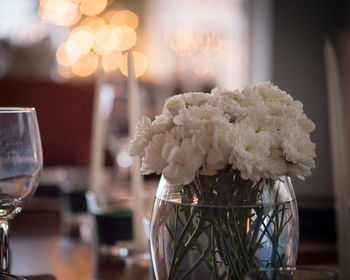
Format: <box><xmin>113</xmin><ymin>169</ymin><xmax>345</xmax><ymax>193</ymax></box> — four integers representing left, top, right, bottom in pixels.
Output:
<box><xmin>272</xmin><ymin>0</ymin><xmax>340</xmax><ymax>196</ymax></box>
<box><xmin>0</xmin><ymin>79</ymin><xmax>94</xmax><ymax>167</ymax></box>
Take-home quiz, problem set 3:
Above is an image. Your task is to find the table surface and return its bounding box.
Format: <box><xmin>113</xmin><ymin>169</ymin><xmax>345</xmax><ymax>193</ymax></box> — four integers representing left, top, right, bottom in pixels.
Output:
<box><xmin>10</xmin><ymin>209</ymin><xmax>151</xmax><ymax>280</ymax></box>
<box><xmin>8</xmin><ymin>192</ymin><xmax>338</xmax><ymax>280</ymax></box>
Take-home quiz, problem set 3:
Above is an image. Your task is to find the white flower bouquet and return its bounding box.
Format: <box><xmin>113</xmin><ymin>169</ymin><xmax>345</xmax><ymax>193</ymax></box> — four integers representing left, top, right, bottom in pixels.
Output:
<box><xmin>130</xmin><ymin>82</ymin><xmax>316</xmax><ymax>280</ymax></box>
<box><xmin>130</xmin><ymin>81</ymin><xmax>316</xmax><ymax>183</ymax></box>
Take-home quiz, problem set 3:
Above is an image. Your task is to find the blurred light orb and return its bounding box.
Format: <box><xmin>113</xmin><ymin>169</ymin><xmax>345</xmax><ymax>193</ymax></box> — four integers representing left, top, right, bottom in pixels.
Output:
<box><xmin>72</xmin><ymin>51</ymin><xmax>99</xmax><ymax>77</ymax></box>
<box><xmin>116</xmin><ymin>26</ymin><xmax>137</xmax><ymax>51</ymax></box>
<box><xmin>101</xmin><ymin>10</ymin><xmax>118</xmax><ymax>25</ymax></box>
<box><xmin>93</xmin><ymin>25</ymin><xmax>123</xmax><ymax>55</ymax></box>
<box><xmin>56</xmin><ymin>42</ymin><xmax>79</xmax><ymax>67</ymax></box>
<box><xmin>67</xmin><ymin>28</ymin><xmax>94</xmax><ymax>57</ymax></box>
<box><xmin>57</xmin><ymin>64</ymin><xmax>75</xmax><ymax>79</ymax></box>
<box><xmin>111</xmin><ymin>10</ymin><xmax>138</xmax><ymax>29</ymax></box>
<box><xmin>117</xmin><ymin>152</ymin><xmax>133</xmax><ymax>169</ymax></box>
<box><xmin>172</xmin><ymin>28</ymin><xmax>193</xmax><ymax>52</ymax></box>
<box><xmin>80</xmin><ymin>16</ymin><xmax>105</xmax><ymax>34</ymax></box>
<box><xmin>39</xmin><ymin>0</ymin><xmax>82</xmax><ymax>26</ymax></box>
<box><xmin>80</xmin><ymin>0</ymin><xmax>107</xmax><ymax>16</ymax></box>
<box><xmin>119</xmin><ymin>51</ymin><xmax>148</xmax><ymax>77</ymax></box>
<box><xmin>101</xmin><ymin>51</ymin><xmax>122</xmax><ymax>72</ymax></box>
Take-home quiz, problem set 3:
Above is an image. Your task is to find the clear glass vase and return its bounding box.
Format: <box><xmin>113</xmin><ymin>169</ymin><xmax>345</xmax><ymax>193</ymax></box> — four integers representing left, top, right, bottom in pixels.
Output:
<box><xmin>150</xmin><ymin>168</ymin><xmax>299</xmax><ymax>280</ymax></box>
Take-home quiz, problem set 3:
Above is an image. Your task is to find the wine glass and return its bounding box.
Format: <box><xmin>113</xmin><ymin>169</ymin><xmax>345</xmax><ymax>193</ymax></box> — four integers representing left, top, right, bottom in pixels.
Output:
<box><xmin>0</xmin><ymin>107</ymin><xmax>43</xmax><ymax>273</ymax></box>
<box><xmin>104</xmin><ymin>86</ymin><xmax>132</xmax><ymax>182</ymax></box>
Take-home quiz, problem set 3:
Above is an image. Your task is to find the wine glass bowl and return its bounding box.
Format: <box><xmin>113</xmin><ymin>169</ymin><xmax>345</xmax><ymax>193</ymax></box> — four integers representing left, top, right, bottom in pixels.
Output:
<box><xmin>0</xmin><ymin>173</ymin><xmax>40</xmax><ymax>220</ymax></box>
<box><xmin>0</xmin><ymin>107</ymin><xmax>43</xmax><ymax>272</ymax></box>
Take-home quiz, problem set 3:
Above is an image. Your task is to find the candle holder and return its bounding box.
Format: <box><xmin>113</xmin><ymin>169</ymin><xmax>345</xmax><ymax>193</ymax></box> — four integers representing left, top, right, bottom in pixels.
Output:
<box><xmin>86</xmin><ymin>188</ymin><xmax>149</xmax><ymax>279</ymax></box>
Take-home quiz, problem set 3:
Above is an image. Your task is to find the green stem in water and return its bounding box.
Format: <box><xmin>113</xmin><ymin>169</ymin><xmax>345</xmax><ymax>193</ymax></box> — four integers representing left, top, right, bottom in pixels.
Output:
<box><xmin>167</xmin><ymin>210</ymin><xmax>196</xmax><ymax>280</ymax></box>
<box><xmin>230</xmin><ymin>208</ymin><xmax>252</xmax><ymax>271</ymax></box>
<box><xmin>178</xmin><ymin>237</ymin><xmax>212</xmax><ymax>280</ymax></box>
<box><xmin>174</xmin><ymin>214</ymin><xmax>206</xmax><ymax>269</ymax></box>
<box><xmin>211</xmin><ymin>225</ymin><xmax>219</xmax><ymax>280</ymax></box>
<box><xmin>258</xmin><ymin>213</ymin><xmax>284</xmax><ymax>267</ymax></box>
<box><xmin>174</xmin><ymin>205</ymin><xmax>179</xmax><ymax>244</ymax></box>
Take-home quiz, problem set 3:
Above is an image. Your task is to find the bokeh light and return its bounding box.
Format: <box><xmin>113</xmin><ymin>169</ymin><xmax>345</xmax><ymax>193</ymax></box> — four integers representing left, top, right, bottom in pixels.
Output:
<box><xmin>110</xmin><ymin>10</ymin><xmax>138</xmax><ymax>29</ymax></box>
<box><xmin>39</xmin><ymin>0</ymin><xmax>82</xmax><ymax>26</ymax></box>
<box><xmin>171</xmin><ymin>28</ymin><xmax>193</xmax><ymax>53</ymax></box>
<box><xmin>164</xmin><ymin>26</ymin><xmax>235</xmax><ymax>77</ymax></box>
<box><xmin>93</xmin><ymin>25</ymin><xmax>123</xmax><ymax>55</ymax></box>
<box><xmin>56</xmin><ymin>42</ymin><xmax>79</xmax><ymax>67</ymax></box>
<box><xmin>101</xmin><ymin>10</ymin><xmax>118</xmax><ymax>25</ymax></box>
<box><xmin>80</xmin><ymin>16</ymin><xmax>105</xmax><ymax>34</ymax></box>
<box><xmin>101</xmin><ymin>51</ymin><xmax>122</xmax><ymax>72</ymax></box>
<box><xmin>80</xmin><ymin>0</ymin><xmax>107</xmax><ymax>16</ymax></box>
<box><xmin>57</xmin><ymin>64</ymin><xmax>75</xmax><ymax>79</ymax></box>
<box><xmin>119</xmin><ymin>51</ymin><xmax>148</xmax><ymax>77</ymax></box>
<box><xmin>67</xmin><ymin>27</ymin><xmax>94</xmax><ymax>57</ymax></box>
<box><xmin>71</xmin><ymin>51</ymin><xmax>99</xmax><ymax>77</ymax></box>
<box><xmin>117</xmin><ymin>151</ymin><xmax>133</xmax><ymax>168</ymax></box>
<box><xmin>41</xmin><ymin>2</ymin><xmax>144</xmax><ymax>80</ymax></box>
<box><xmin>116</xmin><ymin>26</ymin><xmax>137</xmax><ymax>51</ymax></box>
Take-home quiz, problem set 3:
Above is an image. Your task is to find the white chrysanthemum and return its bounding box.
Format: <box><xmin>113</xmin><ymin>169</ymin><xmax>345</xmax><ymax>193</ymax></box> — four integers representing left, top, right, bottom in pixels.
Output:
<box><xmin>162</xmin><ymin>95</ymin><xmax>185</xmax><ymax>117</ymax></box>
<box><xmin>281</xmin><ymin>127</ymin><xmax>316</xmax><ymax>176</ymax></box>
<box><xmin>264</xmin><ymin>144</ymin><xmax>289</xmax><ymax>177</ymax></box>
<box><xmin>129</xmin><ymin>116</ymin><xmax>152</xmax><ymax>156</ymax></box>
<box><xmin>240</xmin><ymin>86</ymin><xmax>264</xmax><ymax>108</ymax></box>
<box><xmin>193</xmin><ymin>119</ymin><xmax>234</xmax><ymax>173</ymax></box>
<box><xmin>173</xmin><ymin>104</ymin><xmax>233</xmax><ymax>173</ymax></box>
<box><xmin>203</xmin><ymin>147</ymin><xmax>229</xmax><ymax>174</ymax></box>
<box><xmin>229</xmin><ymin>123</ymin><xmax>271</xmax><ymax>182</ymax></box>
<box><xmin>266</xmin><ymin>101</ymin><xmax>298</xmax><ymax>119</ymax></box>
<box><xmin>141</xmin><ymin>132</ymin><xmax>179</xmax><ymax>175</ymax></box>
<box><xmin>298</xmin><ymin>115</ymin><xmax>315</xmax><ymax>133</ymax></box>
<box><xmin>253</xmin><ymin>81</ymin><xmax>293</xmax><ymax>105</ymax></box>
<box><xmin>208</xmin><ymin>87</ymin><xmax>246</xmax><ymax>121</ymax></box>
<box><xmin>150</xmin><ymin>114</ymin><xmax>174</xmax><ymax>135</ymax></box>
<box><xmin>162</xmin><ymin>139</ymin><xmax>203</xmax><ymax>185</ymax></box>
<box><xmin>261</xmin><ymin>102</ymin><xmax>299</xmax><ymax>135</ymax></box>
<box><xmin>291</xmin><ymin>100</ymin><xmax>304</xmax><ymax>115</ymax></box>
<box><xmin>241</xmin><ymin>103</ymin><xmax>270</xmax><ymax>128</ymax></box>
<box><xmin>181</xmin><ymin>92</ymin><xmax>211</xmax><ymax>106</ymax></box>
<box><xmin>129</xmin><ymin>114</ymin><xmax>174</xmax><ymax>157</ymax></box>
<box><xmin>163</xmin><ymin>92</ymin><xmax>210</xmax><ymax>116</ymax></box>
<box><xmin>174</xmin><ymin>104</ymin><xmax>229</xmax><ymax>127</ymax></box>
<box><xmin>169</xmin><ymin>125</ymin><xmax>192</xmax><ymax>141</ymax></box>
<box><xmin>161</xmin><ymin>134</ymin><xmax>181</xmax><ymax>162</ymax></box>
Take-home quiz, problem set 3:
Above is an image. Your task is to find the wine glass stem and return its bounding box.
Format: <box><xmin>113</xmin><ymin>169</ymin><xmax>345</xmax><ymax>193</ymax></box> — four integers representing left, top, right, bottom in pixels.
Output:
<box><xmin>0</xmin><ymin>220</ymin><xmax>10</xmax><ymax>272</ymax></box>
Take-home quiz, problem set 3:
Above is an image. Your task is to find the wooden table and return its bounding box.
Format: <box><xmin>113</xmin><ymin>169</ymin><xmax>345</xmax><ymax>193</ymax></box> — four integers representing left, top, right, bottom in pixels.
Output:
<box><xmin>10</xmin><ymin>209</ymin><xmax>151</xmax><ymax>280</ymax></box>
<box><xmin>7</xmin><ymin>189</ymin><xmax>338</xmax><ymax>280</ymax></box>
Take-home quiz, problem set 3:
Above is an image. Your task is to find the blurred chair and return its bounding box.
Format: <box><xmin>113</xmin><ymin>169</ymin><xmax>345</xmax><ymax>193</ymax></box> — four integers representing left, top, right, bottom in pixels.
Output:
<box><xmin>324</xmin><ymin>37</ymin><xmax>350</xmax><ymax>280</ymax></box>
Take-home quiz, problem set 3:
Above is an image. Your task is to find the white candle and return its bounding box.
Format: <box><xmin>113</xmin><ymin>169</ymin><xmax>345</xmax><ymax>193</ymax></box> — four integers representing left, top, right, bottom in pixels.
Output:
<box><xmin>127</xmin><ymin>51</ymin><xmax>146</xmax><ymax>248</ymax></box>
<box><xmin>89</xmin><ymin>66</ymin><xmax>106</xmax><ymax>193</ymax></box>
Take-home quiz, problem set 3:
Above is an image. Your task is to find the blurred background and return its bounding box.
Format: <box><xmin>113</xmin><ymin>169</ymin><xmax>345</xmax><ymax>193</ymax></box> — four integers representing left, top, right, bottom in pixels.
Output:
<box><xmin>0</xmin><ymin>0</ymin><xmax>350</xmax><ymax>278</ymax></box>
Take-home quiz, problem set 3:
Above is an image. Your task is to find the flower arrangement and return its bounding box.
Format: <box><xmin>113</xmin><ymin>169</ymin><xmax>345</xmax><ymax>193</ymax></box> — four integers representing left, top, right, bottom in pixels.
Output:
<box><xmin>130</xmin><ymin>81</ymin><xmax>316</xmax><ymax>184</ymax></box>
<box><xmin>130</xmin><ymin>82</ymin><xmax>316</xmax><ymax>280</ymax></box>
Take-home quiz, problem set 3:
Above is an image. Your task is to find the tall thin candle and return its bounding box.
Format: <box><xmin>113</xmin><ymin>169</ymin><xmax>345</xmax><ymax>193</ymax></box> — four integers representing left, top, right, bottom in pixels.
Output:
<box><xmin>127</xmin><ymin>51</ymin><xmax>146</xmax><ymax>248</ymax></box>
<box><xmin>89</xmin><ymin>66</ymin><xmax>106</xmax><ymax>193</ymax></box>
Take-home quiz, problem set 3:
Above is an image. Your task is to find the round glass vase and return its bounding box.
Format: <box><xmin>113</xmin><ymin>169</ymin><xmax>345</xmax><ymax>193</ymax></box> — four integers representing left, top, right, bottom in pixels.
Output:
<box><xmin>150</xmin><ymin>168</ymin><xmax>299</xmax><ymax>280</ymax></box>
